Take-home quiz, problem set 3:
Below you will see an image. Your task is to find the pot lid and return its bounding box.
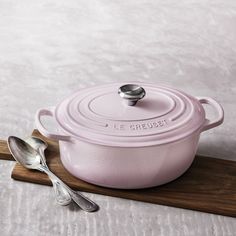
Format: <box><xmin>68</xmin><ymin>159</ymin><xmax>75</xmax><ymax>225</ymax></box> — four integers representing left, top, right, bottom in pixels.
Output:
<box><xmin>55</xmin><ymin>82</ymin><xmax>205</xmax><ymax>147</ymax></box>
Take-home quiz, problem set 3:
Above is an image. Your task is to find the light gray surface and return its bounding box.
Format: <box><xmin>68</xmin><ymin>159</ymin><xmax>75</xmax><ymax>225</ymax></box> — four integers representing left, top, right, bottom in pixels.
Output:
<box><xmin>0</xmin><ymin>0</ymin><xmax>236</xmax><ymax>235</ymax></box>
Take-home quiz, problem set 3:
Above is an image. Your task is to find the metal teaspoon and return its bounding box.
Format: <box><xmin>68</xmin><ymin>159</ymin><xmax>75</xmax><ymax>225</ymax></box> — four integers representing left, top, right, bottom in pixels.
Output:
<box><xmin>25</xmin><ymin>136</ymin><xmax>71</xmax><ymax>206</ymax></box>
<box><xmin>8</xmin><ymin>136</ymin><xmax>99</xmax><ymax>212</ymax></box>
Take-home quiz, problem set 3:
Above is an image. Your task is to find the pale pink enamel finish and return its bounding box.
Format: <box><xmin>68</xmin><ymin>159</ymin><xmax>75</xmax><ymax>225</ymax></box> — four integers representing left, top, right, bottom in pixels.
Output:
<box><xmin>35</xmin><ymin>82</ymin><xmax>224</xmax><ymax>189</ymax></box>
<box><xmin>54</xmin><ymin>83</ymin><xmax>205</xmax><ymax>147</ymax></box>
<box><xmin>59</xmin><ymin>131</ymin><xmax>200</xmax><ymax>189</ymax></box>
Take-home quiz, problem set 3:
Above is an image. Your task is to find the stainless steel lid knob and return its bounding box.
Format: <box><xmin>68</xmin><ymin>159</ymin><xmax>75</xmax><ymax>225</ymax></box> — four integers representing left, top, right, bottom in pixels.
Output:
<box><xmin>118</xmin><ymin>84</ymin><xmax>146</xmax><ymax>106</ymax></box>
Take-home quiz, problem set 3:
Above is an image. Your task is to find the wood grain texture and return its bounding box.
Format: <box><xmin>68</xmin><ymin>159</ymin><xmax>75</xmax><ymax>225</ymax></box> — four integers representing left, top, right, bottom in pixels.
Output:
<box><xmin>0</xmin><ymin>140</ymin><xmax>13</xmax><ymax>161</ymax></box>
<box><xmin>9</xmin><ymin>130</ymin><xmax>236</xmax><ymax>217</ymax></box>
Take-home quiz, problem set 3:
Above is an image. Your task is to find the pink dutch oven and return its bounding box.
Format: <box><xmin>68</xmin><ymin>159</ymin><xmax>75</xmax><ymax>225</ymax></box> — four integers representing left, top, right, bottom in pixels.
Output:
<box><xmin>35</xmin><ymin>83</ymin><xmax>224</xmax><ymax>189</ymax></box>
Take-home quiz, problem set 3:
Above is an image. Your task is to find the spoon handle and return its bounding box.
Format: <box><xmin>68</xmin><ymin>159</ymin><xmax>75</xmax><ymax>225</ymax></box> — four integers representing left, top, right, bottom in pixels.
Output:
<box><xmin>38</xmin><ymin>150</ymin><xmax>71</xmax><ymax>206</ymax></box>
<box><xmin>66</xmin><ymin>188</ymin><xmax>99</xmax><ymax>212</ymax></box>
<box><xmin>47</xmin><ymin>172</ymin><xmax>72</xmax><ymax>206</ymax></box>
<box><xmin>39</xmin><ymin>166</ymin><xmax>98</xmax><ymax>212</ymax></box>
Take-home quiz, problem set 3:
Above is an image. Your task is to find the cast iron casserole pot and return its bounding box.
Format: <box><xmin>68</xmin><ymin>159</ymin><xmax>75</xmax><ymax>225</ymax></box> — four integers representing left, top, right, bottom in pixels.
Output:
<box><xmin>35</xmin><ymin>82</ymin><xmax>224</xmax><ymax>189</ymax></box>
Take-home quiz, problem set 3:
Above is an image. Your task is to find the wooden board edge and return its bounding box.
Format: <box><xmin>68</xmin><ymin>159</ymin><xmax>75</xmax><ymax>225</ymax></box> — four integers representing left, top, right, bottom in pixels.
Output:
<box><xmin>0</xmin><ymin>140</ymin><xmax>14</xmax><ymax>161</ymax></box>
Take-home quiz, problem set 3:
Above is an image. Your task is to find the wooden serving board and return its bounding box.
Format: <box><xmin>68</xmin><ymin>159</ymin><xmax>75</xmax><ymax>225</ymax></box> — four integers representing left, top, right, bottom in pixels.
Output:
<box><xmin>0</xmin><ymin>139</ymin><xmax>13</xmax><ymax>161</ymax></box>
<box><xmin>1</xmin><ymin>130</ymin><xmax>236</xmax><ymax>217</ymax></box>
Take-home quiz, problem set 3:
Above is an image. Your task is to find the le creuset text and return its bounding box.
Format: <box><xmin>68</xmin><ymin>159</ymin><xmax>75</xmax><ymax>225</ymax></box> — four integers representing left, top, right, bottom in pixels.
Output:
<box><xmin>112</xmin><ymin>119</ymin><xmax>168</xmax><ymax>131</ymax></box>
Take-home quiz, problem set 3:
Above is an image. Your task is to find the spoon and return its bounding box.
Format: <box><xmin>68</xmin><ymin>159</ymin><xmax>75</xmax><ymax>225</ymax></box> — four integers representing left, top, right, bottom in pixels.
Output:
<box><xmin>8</xmin><ymin>136</ymin><xmax>99</xmax><ymax>212</ymax></box>
<box><xmin>25</xmin><ymin>137</ymin><xmax>71</xmax><ymax>206</ymax></box>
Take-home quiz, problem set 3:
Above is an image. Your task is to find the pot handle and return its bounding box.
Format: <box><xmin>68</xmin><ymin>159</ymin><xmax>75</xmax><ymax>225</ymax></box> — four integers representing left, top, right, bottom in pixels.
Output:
<box><xmin>35</xmin><ymin>107</ymin><xmax>71</xmax><ymax>141</ymax></box>
<box><xmin>197</xmin><ymin>97</ymin><xmax>224</xmax><ymax>132</ymax></box>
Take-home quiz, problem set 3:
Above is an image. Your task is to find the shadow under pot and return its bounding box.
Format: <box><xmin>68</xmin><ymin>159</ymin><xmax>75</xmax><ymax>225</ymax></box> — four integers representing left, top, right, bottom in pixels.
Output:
<box><xmin>35</xmin><ymin>82</ymin><xmax>224</xmax><ymax>189</ymax></box>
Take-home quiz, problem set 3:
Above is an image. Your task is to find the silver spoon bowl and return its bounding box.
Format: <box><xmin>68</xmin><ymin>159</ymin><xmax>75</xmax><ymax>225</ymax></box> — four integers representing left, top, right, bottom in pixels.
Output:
<box><xmin>25</xmin><ymin>137</ymin><xmax>47</xmax><ymax>163</ymax></box>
